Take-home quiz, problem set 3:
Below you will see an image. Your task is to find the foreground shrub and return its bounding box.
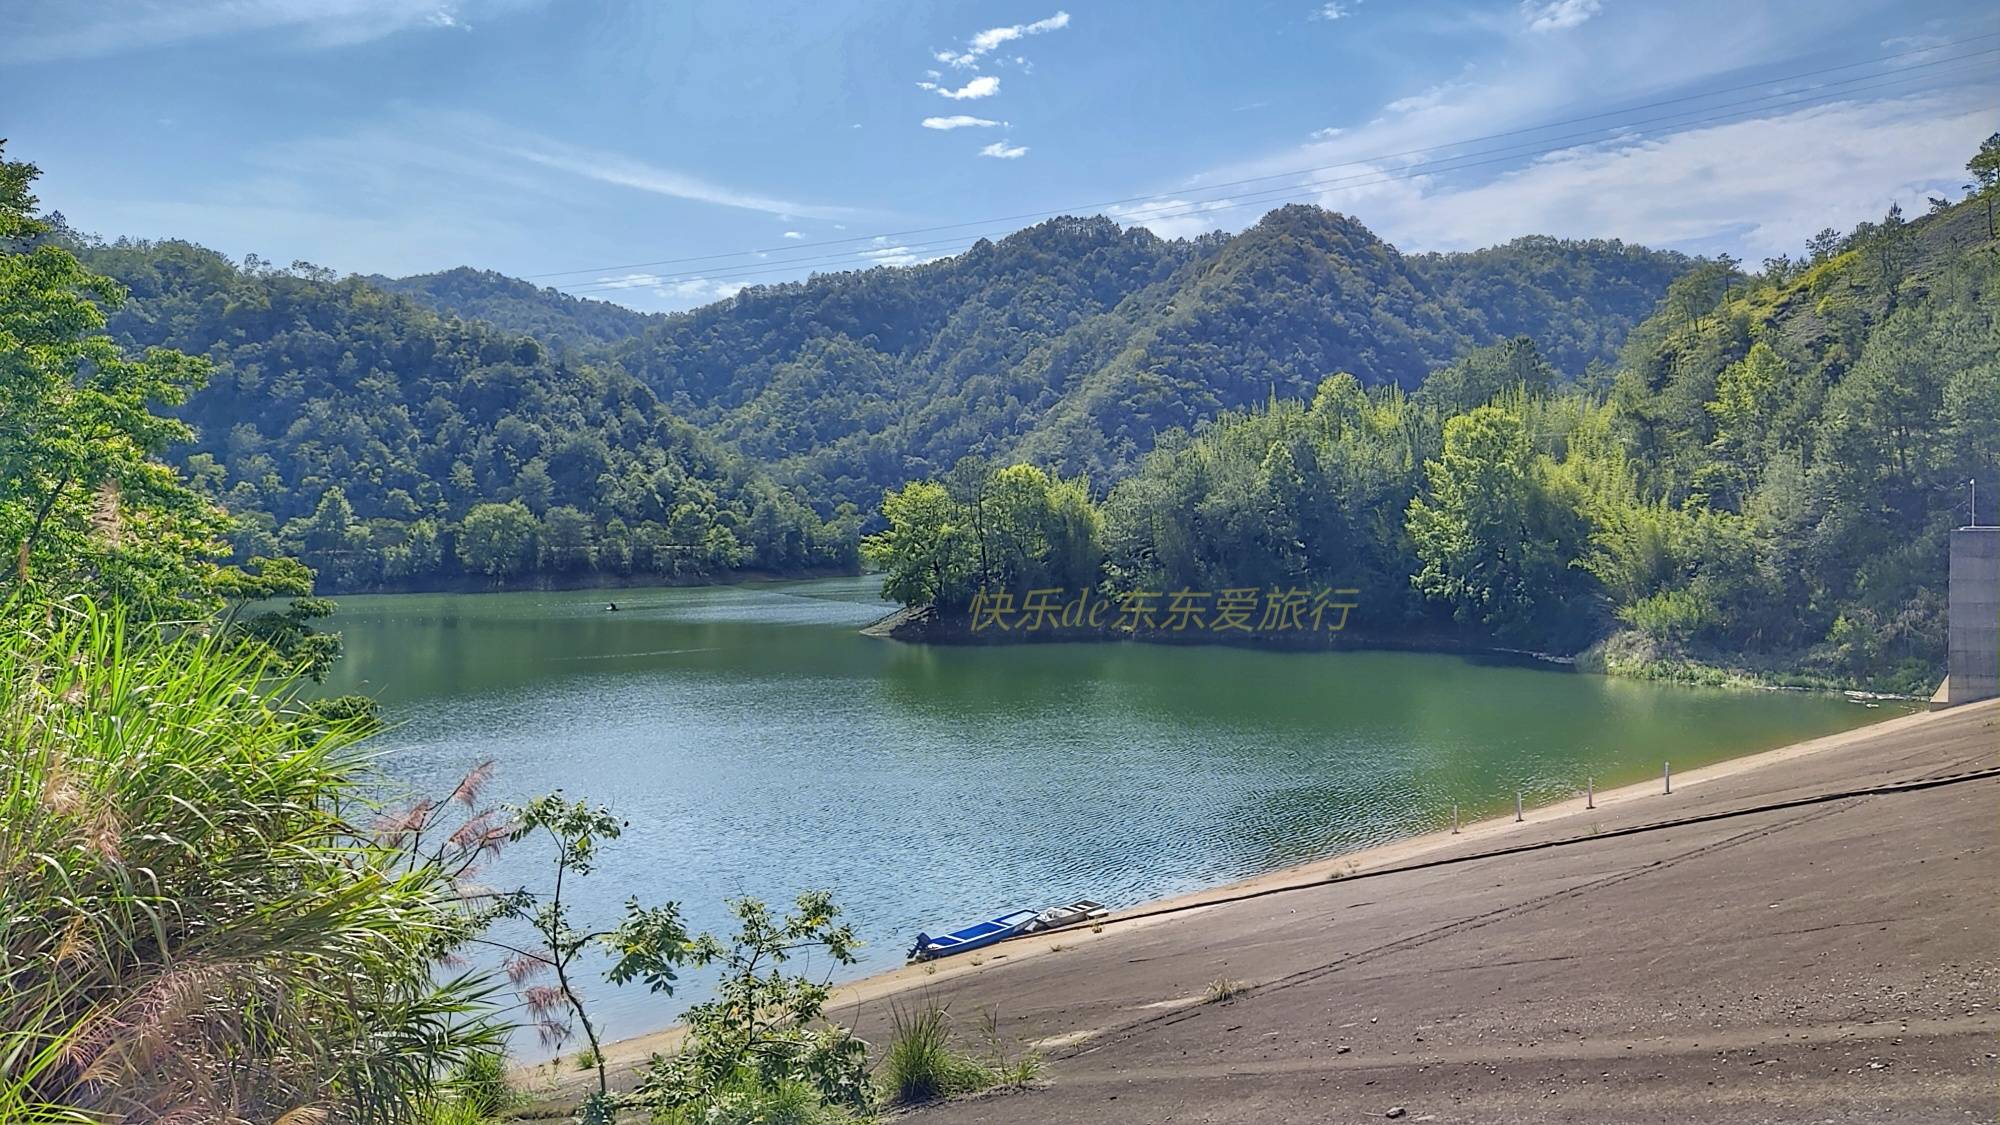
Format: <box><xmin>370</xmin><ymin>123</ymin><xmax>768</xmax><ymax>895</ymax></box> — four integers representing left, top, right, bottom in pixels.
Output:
<box><xmin>633</xmin><ymin>894</ymin><xmax>871</xmax><ymax>1118</ymax></box>
<box><xmin>0</xmin><ymin>600</ymin><xmax>504</xmax><ymax>1122</ymax></box>
<box><xmin>651</xmin><ymin>1071</ymin><xmax>868</xmax><ymax>1125</ymax></box>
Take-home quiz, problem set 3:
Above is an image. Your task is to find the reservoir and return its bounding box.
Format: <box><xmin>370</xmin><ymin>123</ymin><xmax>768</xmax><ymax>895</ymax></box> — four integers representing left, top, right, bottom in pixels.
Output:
<box><xmin>320</xmin><ymin>576</ymin><xmax>1895</xmax><ymax>1050</ymax></box>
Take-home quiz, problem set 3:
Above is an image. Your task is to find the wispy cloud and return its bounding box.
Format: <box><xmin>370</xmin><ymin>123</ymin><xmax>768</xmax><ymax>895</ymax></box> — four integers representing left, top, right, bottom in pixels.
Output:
<box><xmin>782</xmin><ymin>230</ymin><xmax>806</xmax><ymax>239</ymax></box>
<box><xmin>503</xmin><ymin>135</ymin><xmax>854</xmax><ymax>219</ymax></box>
<box><xmin>1308</xmin><ymin>126</ymin><xmax>1346</xmax><ymax>140</ymax></box>
<box><xmin>1310</xmin><ymin>2</ymin><xmax>1352</xmax><ymax>21</ymax></box>
<box><xmin>978</xmin><ymin>141</ymin><xmax>1029</xmax><ymax>159</ymax></box>
<box><xmin>1522</xmin><ymin>0</ymin><xmax>1600</xmax><ymax>33</ymax></box>
<box><xmin>934</xmin><ymin>10</ymin><xmax>1070</xmax><ymax>68</ymax></box>
<box><xmin>0</xmin><ymin>0</ymin><xmax>504</xmax><ymax>63</ymax></box>
<box><xmin>921</xmin><ymin>75</ymin><xmax>1001</xmax><ymax>100</ymax></box>
<box><xmin>922</xmin><ymin>115</ymin><xmax>1005</xmax><ymax>130</ymax></box>
<box><xmin>1106</xmin><ymin>198</ymin><xmax>1235</xmax><ymax>239</ymax></box>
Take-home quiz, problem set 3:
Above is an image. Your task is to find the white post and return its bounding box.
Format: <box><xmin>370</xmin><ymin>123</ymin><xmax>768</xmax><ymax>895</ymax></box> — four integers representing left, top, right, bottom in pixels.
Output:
<box><xmin>1586</xmin><ymin>776</ymin><xmax>1594</xmax><ymax>809</ymax></box>
<box><xmin>1664</xmin><ymin>761</ymin><xmax>1672</xmax><ymax>794</ymax></box>
<box><xmin>1451</xmin><ymin>804</ymin><xmax>1459</xmax><ymax>834</ymax></box>
<box><xmin>1515</xmin><ymin>790</ymin><xmax>1524</xmax><ymax>822</ymax></box>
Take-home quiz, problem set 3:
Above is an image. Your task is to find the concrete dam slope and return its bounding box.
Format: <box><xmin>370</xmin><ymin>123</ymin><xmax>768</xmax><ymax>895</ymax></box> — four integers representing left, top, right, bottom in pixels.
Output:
<box><xmin>1947</xmin><ymin>525</ymin><xmax>1999</xmax><ymax>705</ymax></box>
<box><xmin>894</xmin><ymin>701</ymin><xmax>1999</xmax><ymax>1125</ymax></box>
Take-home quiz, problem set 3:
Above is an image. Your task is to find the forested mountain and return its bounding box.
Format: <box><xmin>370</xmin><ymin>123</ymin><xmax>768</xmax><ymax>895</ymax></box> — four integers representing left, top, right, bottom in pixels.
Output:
<box><xmin>73</xmin><ymin>239</ymin><xmax>859</xmax><ymax>593</ymax></box>
<box><xmin>370</xmin><ymin>266</ymin><xmax>661</xmax><ymax>350</ymax></box>
<box><xmin>51</xmin><ymin>203</ymin><xmax>1682</xmax><ymax>595</ymax></box>
<box><xmin>609</xmin><ymin>208</ymin><xmax>1689</xmax><ymax>509</ymax></box>
<box><xmin>866</xmin><ymin>181</ymin><xmax>2000</xmax><ymax>692</ymax></box>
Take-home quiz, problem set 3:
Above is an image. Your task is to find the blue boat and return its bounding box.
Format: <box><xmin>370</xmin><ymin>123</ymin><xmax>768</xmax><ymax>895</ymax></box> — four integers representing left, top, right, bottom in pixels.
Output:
<box><xmin>908</xmin><ymin>909</ymin><xmax>1040</xmax><ymax>962</ymax></box>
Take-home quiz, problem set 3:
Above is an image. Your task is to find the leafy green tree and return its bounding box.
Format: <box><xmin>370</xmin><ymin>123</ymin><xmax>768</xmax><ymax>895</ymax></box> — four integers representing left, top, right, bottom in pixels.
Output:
<box><xmin>863</xmin><ymin>481</ymin><xmax>967</xmax><ymax>608</ymax></box>
<box><xmin>1406</xmin><ymin>405</ymin><xmax>1591</xmax><ymax>645</ymax></box>
<box><xmin>1970</xmin><ymin>132</ymin><xmax>2000</xmax><ymax>237</ymax></box>
<box><xmin>0</xmin><ymin>144</ymin><xmax>222</xmax><ymax>616</ymax></box>
<box><xmin>209</xmin><ymin>555</ymin><xmax>342</xmax><ymax>680</ymax></box>
<box><xmin>457</xmin><ymin>501</ymin><xmax>539</xmax><ymax>578</ymax></box>
<box><xmin>539</xmin><ymin>505</ymin><xmax>596</xmax><ymax>572</ymax></box>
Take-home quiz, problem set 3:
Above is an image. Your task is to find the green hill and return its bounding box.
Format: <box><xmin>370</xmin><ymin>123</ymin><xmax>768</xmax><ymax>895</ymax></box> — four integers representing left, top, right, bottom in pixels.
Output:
<box><xmin>76</xmin><ymin>239</ymin><xmax>858</xmax><ymax>593</ymax></box>
<box><xmin>369</xmin><ymin>266</ymin><xmax>662</xmax><ymax>351</ymax></box>
<box><xmin>609</xmin><ymin>207</ymin><xmax>1687</xmax><ymax>509</ymax></box>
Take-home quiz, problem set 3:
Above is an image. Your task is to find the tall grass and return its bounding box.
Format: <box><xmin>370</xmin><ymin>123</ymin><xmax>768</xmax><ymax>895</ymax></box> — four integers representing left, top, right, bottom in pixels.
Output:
<box><xmin>877</xmin><ymin>1003</ymin><xmax>1038</xmax><ymax>1106</ymax></box>
<box><xmin>0</xmin><ymin>599</ymin><xmax>505</xmax><ymax>1122</ymax></box>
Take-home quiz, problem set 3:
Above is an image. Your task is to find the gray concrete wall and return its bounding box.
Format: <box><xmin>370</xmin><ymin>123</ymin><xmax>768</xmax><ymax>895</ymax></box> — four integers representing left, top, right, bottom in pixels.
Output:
<box><xmin>1947</xmin><ymin>526</ymin><xmax>2000</xmax><ymax>705</ymax></box>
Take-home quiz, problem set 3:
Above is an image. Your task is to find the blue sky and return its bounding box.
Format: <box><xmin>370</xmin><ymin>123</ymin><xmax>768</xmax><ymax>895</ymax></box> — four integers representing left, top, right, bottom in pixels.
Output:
<box><xmin>5</xmin><ymin>0</ymin><xmax>1997</xmax><ymax>310</ymax></box>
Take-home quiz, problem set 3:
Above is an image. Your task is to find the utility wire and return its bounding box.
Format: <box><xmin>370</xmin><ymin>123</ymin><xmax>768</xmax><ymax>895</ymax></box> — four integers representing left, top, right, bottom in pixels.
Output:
<box><xmin>525</xmin><ymin>31</ymin><xmax>2000</xmax><ymax>286</ymax></box>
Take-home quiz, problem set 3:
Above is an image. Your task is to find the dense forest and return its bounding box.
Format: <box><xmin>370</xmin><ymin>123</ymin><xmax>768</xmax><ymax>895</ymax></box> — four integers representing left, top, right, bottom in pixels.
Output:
<box><xmin>50</xmin><ymin>201</ymin><xmax>1689</xmax><ymax>596</ymax></box>
<box><xmin>64</xmin><ymin>238</ymin><xmax>860</xmax><ymax>592</ymax></box>
<box><xmin>865</xmin><ymin>160</ymin><xmax>2000</xmax><ymax>693</ymax></box>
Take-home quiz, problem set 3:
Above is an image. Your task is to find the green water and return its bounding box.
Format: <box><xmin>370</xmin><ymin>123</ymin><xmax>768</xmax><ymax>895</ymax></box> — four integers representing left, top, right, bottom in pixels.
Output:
<box><xmin>321</xmin><ymin>576</ymin><xmax>1897</xmax><ymax>1048</ymax></box>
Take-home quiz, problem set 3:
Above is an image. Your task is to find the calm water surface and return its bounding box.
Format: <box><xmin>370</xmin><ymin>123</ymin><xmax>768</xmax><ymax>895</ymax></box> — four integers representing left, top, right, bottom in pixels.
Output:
<box><xmin>320</xmin><ymin>577</ymin><xmax>1896</xmax><ymax>1051</ymax></box>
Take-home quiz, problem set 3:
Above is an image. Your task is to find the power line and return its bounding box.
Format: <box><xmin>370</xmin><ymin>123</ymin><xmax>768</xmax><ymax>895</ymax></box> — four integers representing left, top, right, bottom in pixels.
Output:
<box><xmin>553</xmin><ymin>51</ymin><xmax>2000</xmax><ymax>297</ymax></box>
<box><xmin>524</xmin><ymin>30</ymin><xmax>2000</xmax><ymax>286</ymax></box>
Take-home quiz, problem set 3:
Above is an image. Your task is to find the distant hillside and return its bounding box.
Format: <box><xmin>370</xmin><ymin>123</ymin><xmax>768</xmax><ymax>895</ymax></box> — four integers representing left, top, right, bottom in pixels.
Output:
<box><xmin>77</xmin><ymin>240</ymin><xmax>856</xmax><ymax>593</ymax></box>
<box><xmin>610</xmin><ymin>206</ymin><xmax>1690</xmax><ymax>510</ymax></box>
<box><xmin>865</xmin><ymin>188</ymin><xmax>1999</xmax><ymax>691</ymax></box>
<box><xmin>370</xmin><ymin>266</ymin><xmax>661</xmax><ymax>350</ymax></box>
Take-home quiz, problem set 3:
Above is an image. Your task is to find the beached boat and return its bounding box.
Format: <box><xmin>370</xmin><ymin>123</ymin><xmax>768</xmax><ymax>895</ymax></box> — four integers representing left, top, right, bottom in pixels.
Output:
<box><xmin>908</xmin><ymin>909</ymin><xmax>1040</xmax><ymax>962</ymax></box>
<box><xmin>1028</xmin><ymin>899</ymin><xmax>1110</xmax><ymax>932</ymax></box>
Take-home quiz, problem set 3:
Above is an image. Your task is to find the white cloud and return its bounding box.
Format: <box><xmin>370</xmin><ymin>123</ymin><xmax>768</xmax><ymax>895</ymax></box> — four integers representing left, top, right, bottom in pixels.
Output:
<box><xmin>783</xmin><ymin>230</ymin><xmax>806</xmax><ymax>239</ymax></box>
<box><xmin>593</xmin><ymin>272</ymin><xmax>745</xmax><ymax>307</ymax></box>
<box><xmin>1310</xmin><ymin>2</ymin><xmax>1351</xmax><ymax>21</ymax></box>
<box><xmin>1308</xmin><ymin>126</ymin><xmax>1345</xmax><ymax>141</ymax></box>
<box><xmin>1106</xmin><ymin>198</ymin><xmax>1236</xmax><ymax>240</ymax></box>
<box><xmin>931</xmin><ymin>75</ymin><xmax>1001</xmax><ymax>100</ymax></box>
<box><xmin>969</xmin><ymin>10</ymin><xmax>1070</xmax><ymax>53</ymax></box>
<box><xmin>1522</xmin><ymin>0</ymin><xmax>1600</xmax><ymax>33</ymax></box>
<box><xmin>1299</xmin><ymin>94</ymin><xmax>1998</xmax><ymax>258</ymax></box>
<box><xmin>978</xmin><ymin>142</ymin><xmax>1029</xmax><ymax>159</ymax></box>
<box><xmin>931</xmin><ymin>10</ymin><xmax>1069</xmax><ymax>71</ymax></box>
<box><xmin>922</xmin><ymin>115</ymin><xmax>1004</xmax><ymax>130</ymax></box>
<box><xmin>0</xmin><ymin>0</ymin><xmax>510</xmax><ymax>62</ymax></box>
<box><xmin>859</xmin><ymin>245</ymin><xmax>920</xmax><ymax>266</ymax></box>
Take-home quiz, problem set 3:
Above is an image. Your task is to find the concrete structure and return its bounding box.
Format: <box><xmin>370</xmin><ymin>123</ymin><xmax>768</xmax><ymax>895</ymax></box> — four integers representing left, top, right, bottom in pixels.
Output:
<box><xmin>1946</xmin><ymin>525</ymin><xmax>2000</xmax><ymax>706</ymax></box>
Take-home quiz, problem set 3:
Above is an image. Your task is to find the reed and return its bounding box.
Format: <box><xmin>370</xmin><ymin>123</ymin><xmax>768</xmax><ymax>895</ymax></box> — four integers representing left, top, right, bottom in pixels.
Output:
<box><xmin>0</xmin><ymin>598</ymin><xmax>506</xmax><ymax>1122</ymax></box>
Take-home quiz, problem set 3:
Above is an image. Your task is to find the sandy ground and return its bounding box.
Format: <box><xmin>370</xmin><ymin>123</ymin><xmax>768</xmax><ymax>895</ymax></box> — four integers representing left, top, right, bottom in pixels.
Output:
<box><xmin>517</xmin><ymin>700</ymin><xmax>2000</xmax><ymax>1122</ymax></box>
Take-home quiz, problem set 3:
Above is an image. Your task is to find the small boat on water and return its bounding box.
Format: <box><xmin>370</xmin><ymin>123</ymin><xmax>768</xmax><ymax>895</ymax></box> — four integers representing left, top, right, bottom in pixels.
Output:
<box><xmin>908</xmin><ymin>909</ymin><xmax>1040</xmax><ymax>962</ymax></box>
<box><xmin>1027</xmin><ymin>899</ymin><xmax>1109</xmax><ymax>932</ymax></box>
<box><xmin>907</xmin><ymin>899</ymin><xmax>1114</xmax><ymax>962</ymax></box>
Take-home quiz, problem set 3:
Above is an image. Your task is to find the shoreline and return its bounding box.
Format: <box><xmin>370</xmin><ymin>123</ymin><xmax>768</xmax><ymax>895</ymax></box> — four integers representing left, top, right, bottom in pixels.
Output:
<box><xmin>862</xmin><ymin>606</ymin><xmax>1927</xmax><ymax>699</ymax></box>
<box><xmin>526</xmin><ymin>699</ymin><xmax>1927</xmax><ymax>1089</ymax></box>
